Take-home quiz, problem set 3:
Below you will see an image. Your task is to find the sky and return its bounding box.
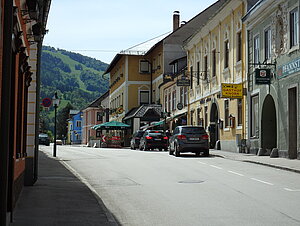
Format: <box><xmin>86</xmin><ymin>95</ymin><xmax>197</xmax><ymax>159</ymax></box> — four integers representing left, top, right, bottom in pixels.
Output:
<box><xmin>43</xmin><ymin>0</ymin><xmax>218</xmax><ymax>64</ymax></box>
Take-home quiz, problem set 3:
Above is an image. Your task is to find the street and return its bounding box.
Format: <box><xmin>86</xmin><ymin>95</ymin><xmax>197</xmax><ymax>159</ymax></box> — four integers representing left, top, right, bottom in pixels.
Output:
<box><xmin>40</xmin><ymin>145</ymin><xmax>300</xmax><ymax>226</ymax></box>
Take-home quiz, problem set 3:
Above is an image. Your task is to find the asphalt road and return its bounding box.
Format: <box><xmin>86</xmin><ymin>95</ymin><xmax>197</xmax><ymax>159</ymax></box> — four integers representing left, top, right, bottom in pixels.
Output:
<box><xmin>40</xmin><ymin>145</ymin><xmax>300</xmax><ymax>226</ymax></box>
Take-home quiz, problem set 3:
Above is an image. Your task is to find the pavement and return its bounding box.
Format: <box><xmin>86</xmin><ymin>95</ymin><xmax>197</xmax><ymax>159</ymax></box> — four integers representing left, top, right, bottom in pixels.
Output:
<box><xmin>10</xmin><ymin>148</ymin><xmax>300</xmax><ymax>226</ymax></box>
<box><xmin>10</xmin><ymin>151</ymin><xmax>119</xmax><ymax>226</ymax></box>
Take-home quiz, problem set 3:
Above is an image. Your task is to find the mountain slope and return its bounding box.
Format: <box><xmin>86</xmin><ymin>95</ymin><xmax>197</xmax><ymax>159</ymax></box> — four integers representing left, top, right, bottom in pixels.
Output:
<box><xmin>40</xmin><ymin>46</ymin><xmax>109</xmax><ymax>110</ymax></box>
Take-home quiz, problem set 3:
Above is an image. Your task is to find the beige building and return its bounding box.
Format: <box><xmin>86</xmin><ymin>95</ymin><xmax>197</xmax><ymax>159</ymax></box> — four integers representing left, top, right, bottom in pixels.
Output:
<box><xmin>184</xmin><ymin>0</ymin><xmax>258</xmax><ymax>151</ymax></box>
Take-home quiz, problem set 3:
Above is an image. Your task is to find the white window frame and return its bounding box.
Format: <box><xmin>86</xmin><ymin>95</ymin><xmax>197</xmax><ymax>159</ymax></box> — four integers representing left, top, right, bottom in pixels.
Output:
<box><xmin>251</xmin><ymin>95</ymin><xmax>259</xmax><ymax>138</ymax></box>
<box><xmin>264</xmin><ymin>27</ymin><xmax>272</xmax><ymax>61</ymax></box>
<box><xmin>253</xmin><ymin>35</ymin><xmax>260</xmax><ymax>64</ymax></box>
<box><xmin>289</xmin><ymin>7</ymin><xmax>299</xmax><ymax>49</ymax></box>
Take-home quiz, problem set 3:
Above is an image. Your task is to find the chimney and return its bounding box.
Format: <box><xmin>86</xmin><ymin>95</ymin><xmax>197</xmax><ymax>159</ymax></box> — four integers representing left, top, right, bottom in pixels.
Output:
<box><xmin>173</xmin><ymin>11</ymin><xmax>180</xmax><ymax>31</ymax></box>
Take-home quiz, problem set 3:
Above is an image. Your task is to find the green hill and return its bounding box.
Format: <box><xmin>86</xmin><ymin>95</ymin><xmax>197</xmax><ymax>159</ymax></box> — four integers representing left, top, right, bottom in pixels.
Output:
<box><xmin>40</xmin><ymin>46</ymin><xmax>109</xmax><ymax>133</ymax></box>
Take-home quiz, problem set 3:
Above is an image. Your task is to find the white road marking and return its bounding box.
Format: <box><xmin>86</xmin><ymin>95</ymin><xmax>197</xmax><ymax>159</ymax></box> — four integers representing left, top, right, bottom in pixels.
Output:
<box><xmin>228</xmin><ymin>170</ymin><xmax>244</xmax><ymax>176</ymax></box>
<box><xmin>251</xmin><ymin>178</ymin><xmax>274</xmax><ymax>186</ymax></box>
<box><xmin>284</xmin><ymin>188</ymin><xmax>300</xmax><ymax>192</ymax></box>
<box><xmin>209</xmin><ymin>165</ymin><xmax>223</xmax><ymax>170</ymax></box>
<box><xmin>198</xmin><ymin>161</ymin><xmax>208</xmax><ymax>165</ymax></box>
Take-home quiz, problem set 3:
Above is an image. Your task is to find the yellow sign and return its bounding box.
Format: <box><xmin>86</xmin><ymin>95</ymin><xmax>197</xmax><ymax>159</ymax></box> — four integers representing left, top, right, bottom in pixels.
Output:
<box><xmin>221</xmin><ymin>83</ymin><xmax>243</xmax><ymax>98</ymax></box>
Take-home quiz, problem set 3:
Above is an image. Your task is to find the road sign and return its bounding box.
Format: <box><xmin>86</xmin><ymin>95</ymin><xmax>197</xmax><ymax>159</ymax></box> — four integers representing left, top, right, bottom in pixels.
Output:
<box><xmin>221</xmin><ymin>83</ymin><xmax>243</xmax><ymax>99</ymax></box>
<box><xmin>42</xmin><ymin>97</ymin><xmax>52</xmax><ymax>108</ymax></box>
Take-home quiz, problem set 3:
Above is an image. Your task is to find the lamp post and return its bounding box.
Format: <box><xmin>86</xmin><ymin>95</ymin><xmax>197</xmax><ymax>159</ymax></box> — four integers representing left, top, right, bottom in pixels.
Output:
<box><xmin>52</xmin><ymin>92</ymin><xmax>60</xmax><ymax>157</ymax></box>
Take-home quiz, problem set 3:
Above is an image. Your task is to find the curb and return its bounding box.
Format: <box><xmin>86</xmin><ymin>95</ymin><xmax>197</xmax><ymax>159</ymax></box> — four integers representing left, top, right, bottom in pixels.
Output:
<box><xmin>212</xmin><ymin>153</ymin><xmax>300</xmax><ymax>174</ymax></box>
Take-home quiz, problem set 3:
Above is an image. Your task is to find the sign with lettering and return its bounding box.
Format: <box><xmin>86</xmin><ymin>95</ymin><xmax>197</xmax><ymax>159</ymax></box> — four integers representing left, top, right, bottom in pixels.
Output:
<box><xmin>177</xmin><ymin>78</ymin><xmax>191</xmax><ymax>86</ymax></box>
<box><xmin>255</xmin><ymin>68</ymin><xmax>271</xmax><ymax>84</ymax></box>
<box><xmin>221</xmin><ymin>83</ymin><xmax>243</xmax><ymax>99</ymax></box>
<box><xmin>277</xmin><ymin>57</ymin><xmax>300</xmax><ymax>79</ymax></box>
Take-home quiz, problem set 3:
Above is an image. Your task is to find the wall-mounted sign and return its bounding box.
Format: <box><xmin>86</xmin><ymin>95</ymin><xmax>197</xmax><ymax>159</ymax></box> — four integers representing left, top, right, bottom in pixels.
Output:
<box><xmin>277</xmin><ymin>57</ymin><xmax>300</xmax><ymax>79</ymax></box>
<box><xmin>255</xmin><ymin>68</ymin><xmax>271</xmax><ymax>84</ymax></box>
<box><xmin>177</xmin><ymin>78</ymin><xmax>191</xmax><ymax>86</ymax></box>
<box><xmin>177</xmin><ymin>103</ymin><xmax>183</xmax><ymax>110</ymax></box>
<box><xmin>221</xmin><ymin>83</ymin><xmax>243</xmax><ymax>99</ymax></box>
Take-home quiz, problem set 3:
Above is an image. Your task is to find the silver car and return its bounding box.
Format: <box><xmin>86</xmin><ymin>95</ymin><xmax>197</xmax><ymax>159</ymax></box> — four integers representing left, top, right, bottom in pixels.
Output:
<box><xmin>168</xmin><ymin>126</ymin><xmax>209</xmax><ymax>157</ymax></box>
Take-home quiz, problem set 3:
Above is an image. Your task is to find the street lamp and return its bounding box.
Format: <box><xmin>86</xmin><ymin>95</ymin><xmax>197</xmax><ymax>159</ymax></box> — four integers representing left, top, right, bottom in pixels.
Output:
<box><xmin>52</xmin><ymin>92</ymin><xmax>60</xmax><ymax>157</ymax></box>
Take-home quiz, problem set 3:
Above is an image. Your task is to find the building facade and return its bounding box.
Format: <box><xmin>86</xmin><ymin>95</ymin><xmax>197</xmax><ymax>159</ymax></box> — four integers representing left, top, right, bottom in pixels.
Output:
<box><xmin>244</xmin><ymin>0</ymin><xmax>300</xmax><ymax>159</ymax></box>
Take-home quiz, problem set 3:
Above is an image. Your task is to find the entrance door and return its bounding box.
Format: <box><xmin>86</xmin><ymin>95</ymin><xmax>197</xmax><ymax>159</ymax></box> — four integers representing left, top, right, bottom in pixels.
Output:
<box><xmin>209</xmin><ymin>103</ymin><xmax>219</xmax><ymax>149</ymax></box>
<box><xmin>288</xmin><ymin>87</ymin><xmax>297</xmax><ymax>159</ymax></box>
<box><xmin>261</xmin><ymin>95</ymin><xmax>277</xmax><ymax>152</ymax></box>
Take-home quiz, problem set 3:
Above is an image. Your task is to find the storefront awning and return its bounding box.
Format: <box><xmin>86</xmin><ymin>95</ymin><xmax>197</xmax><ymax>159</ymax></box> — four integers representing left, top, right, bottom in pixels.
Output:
<box><xmin>92</xmin><ymin>121</ymin><xmax>130</xmax><ymax>130</ymax></box>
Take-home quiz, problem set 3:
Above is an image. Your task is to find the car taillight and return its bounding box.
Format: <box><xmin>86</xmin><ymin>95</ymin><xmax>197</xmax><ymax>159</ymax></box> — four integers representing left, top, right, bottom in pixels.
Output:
<box><xmin>202</xmin><ymin>134</ymin><xmax>209</xmax><ymax>140</ymax></box>
<box><xmin>163</xmin><ymin>136</ymin><xmax>168</xmax><ymax>140</ymax></box>
<box><xmin>177</xmin><ymin>135</ymin><xmax>186</xmax><ymax>140</ymax></box>
<box><xmin>145</xmin><ymin>136</ymin><xmax>152</xmax><ymax>140</ymax></box>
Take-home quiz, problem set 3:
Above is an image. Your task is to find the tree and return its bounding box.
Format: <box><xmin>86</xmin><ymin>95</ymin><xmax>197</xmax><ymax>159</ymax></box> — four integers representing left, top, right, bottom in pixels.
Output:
<box><xmin>57</xmin><ymin>102</ymin><xmax>74</xmax><ymax>139</ymax></box>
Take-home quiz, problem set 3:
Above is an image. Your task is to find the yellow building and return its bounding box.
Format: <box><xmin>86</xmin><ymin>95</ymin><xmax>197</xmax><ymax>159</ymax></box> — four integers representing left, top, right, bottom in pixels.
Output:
<box><xmin>184</xmin><ymin>0</ymin><xmax>254</xmax><ymax>152</ymax></box>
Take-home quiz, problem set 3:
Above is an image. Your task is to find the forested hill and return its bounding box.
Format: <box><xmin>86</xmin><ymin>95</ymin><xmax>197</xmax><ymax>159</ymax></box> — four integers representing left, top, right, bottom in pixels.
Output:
<box><xmin>40</xmin><ymin>46</ymin><xmax>109</xmax><ymax>110</ymax></box>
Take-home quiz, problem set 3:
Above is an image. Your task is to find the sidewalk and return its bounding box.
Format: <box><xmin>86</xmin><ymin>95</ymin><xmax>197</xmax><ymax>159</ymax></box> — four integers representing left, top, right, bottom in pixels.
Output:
<box><xmin>10</xmin><ymin>151</ymin><xmax>119</xmax><ymax>226</ymax></box>
<box><xmin>211</xmin><ymin>149</ymin><xmax>300</xmax><ymax>174</ymax></box>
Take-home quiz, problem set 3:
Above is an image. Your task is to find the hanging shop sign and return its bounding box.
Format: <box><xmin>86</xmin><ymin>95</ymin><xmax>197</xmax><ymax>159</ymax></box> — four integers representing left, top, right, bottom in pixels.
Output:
<box><xmin>255</xmin><ymin>68</ymin><xmax>271</xmax><ymax>84</ymax></box>
<box><xmin>221</xmin><ymin>83</ymin><xmax>243</xmax><ymax>99</ymax></box>
<box><xmin>177</xmin><ymin>78</ymin><xmax>191</xmax><ymax>86</ymax></box>
<box><xmin>277</xmin><ymin>57</ymin><xmax>300</xmax><ymax>79</ymax></box>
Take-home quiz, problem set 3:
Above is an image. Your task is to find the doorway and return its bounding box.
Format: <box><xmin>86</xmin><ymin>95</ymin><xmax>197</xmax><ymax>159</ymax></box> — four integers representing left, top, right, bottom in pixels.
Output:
<box><xmin>261</xmin><ymin>95</ymin><xmax>277</xmax><ymax>152</ymax></box>
<box><xmin>288</xmin><ymin>87</ymin><xmax>297</xmax><ymax>159</ymax></box>
<box><xmin>209</xmin><ymin>103</ymin><xmax>219</xmax><ymax>149</ymax></box>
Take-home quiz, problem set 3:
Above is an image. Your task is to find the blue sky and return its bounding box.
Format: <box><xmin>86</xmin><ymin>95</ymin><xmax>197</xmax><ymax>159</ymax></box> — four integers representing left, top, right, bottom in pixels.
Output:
<box><xmin>43</xmin><ymin>0</ymin><xmax>218</xmax><ymax>64</ymax></box>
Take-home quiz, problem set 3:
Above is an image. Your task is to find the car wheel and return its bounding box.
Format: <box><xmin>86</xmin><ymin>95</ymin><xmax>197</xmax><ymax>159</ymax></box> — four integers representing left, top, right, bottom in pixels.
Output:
<box><xmin>159</xmin><ymin>148</ymin><xmax>162</xmax><ymax>151</ymax></box>
<box><xmin>204</xmin><ymin>149</ymin><xmax>209</xmax><ymax>157</ymax></box>
<box><xmin>195</xmin><ymin>152</ymin><xmax>200</xmax><ymax>157</ymax></box>
<box><xmin>168</xmin><ymin>145</ymin><xmax>174</xmax><ymax>155</ymax></box>
<box><xmin>174</xmin><ymin>144</ymin><xmax>180</xmax><ymax>157</ymax></box>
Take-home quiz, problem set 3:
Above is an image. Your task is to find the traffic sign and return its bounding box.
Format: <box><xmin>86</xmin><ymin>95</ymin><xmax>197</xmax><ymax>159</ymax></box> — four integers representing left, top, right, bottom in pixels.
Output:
<box><xmin>42</xmin><ymin>97</ymin><xmax>52</xmax><ymax>108</ymax></box>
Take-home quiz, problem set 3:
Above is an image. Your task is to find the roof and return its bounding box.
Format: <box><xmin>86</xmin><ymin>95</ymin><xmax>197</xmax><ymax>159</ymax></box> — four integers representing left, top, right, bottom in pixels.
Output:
<box><xmin>69</xmin><ymin>110</ymin><xmax>80</xmax><ymax>116</ymax></box>
<box><xmin>123</xmin><ymin>104</ymin><xmax>162</xmax><ymax>121</ymax></box>
<box><xmin>104</xmin><ymin>32</ymin><xmax>171</xmax><ymax>74</ymax></box>
<box><xmin>82</xmin><ymin>90</ymin><xmax>109</xmax><ymax>110</ymax></box>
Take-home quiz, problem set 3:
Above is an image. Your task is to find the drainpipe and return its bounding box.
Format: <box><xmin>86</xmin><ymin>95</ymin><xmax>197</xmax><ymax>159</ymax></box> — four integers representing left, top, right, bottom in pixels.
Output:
<box><xmin>0</xmin><ymin>1</ymin><xmax>13</xmax><ymax>225</ymax></box>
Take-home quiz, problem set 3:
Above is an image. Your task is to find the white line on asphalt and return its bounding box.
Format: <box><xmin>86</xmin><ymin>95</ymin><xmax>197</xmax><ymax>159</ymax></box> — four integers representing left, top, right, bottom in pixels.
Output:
<box><xmin>198</xmin><ymin>161</ymin><xmax>208</xmax><ymax>165</ymax></box>
<box><xmin>209</xmin><ymin>165</ymin><xmax>223</xmax><ymax>170</ymax></box>
<box><xmin>228</xmin><ymin>170</ymin><xmax>244</xmax><ymax>176</ymax></box>
<box><xmin>284</xmin><ymin>188</ymin><xmax>300</xmax><ymax>192</ymax></box>
<box><xmin>251</xmin><ymin>178</ymin><xmax>274</xmax><ymax>186</ymax></box>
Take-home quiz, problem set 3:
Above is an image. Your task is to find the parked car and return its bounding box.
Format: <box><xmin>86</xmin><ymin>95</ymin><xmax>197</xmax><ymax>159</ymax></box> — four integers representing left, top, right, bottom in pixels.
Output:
<box><xmin>139</xmin><ymin>130</ymin><xmax>168</xmax><ymax>151</ymax></box>
<box><xmin>130</xmin><ymin>130</ymin><xmax>145</xmax><ymax>150</ymax></box>
<box><xmin>38</xmin><ymin>133</ymin><xmax>50</xmax><ymax>146</ymax></box>
<box><xmin>168</xmin><ymin>126</ymin><xmax>209</xmax><ymax>157</ymax></box>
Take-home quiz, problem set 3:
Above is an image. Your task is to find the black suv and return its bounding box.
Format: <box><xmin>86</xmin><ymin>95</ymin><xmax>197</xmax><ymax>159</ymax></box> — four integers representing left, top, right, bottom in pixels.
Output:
<box><xmin>130</xmin><ymin>130</ymin><xmax>145</xmax><ymax>150</ymax></box>
<box><xmin>169</xmin><ymin>126</ymin><xmax>209</xmax><ymax>157</ymax></box>
<box><xmin>139</xmin><ymin>130</ymin><xmax>168</xmax><ymax>151</ymax></box>
<box><xmin>39</xmin><ymin>133</ymin><xmax>50</xmax><ymax>146</ymax></box>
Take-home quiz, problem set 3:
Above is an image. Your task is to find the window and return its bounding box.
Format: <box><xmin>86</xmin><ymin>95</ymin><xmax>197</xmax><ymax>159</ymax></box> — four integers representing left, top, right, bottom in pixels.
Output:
<box><xmin>237</xmin><ymin>99</ymin><xmax>242</xmax><ymax>126</ymax></box>
<box><xmin>180</xmin><ymin>87</ymin><xmax>184</xmax><ymax>104</ymax></box>
<box><xmin>164</xmin><ymin>94</ymin><xmax>168</xmax><ymax>112</ymax></box>
<box><xmin>168</xmin><ymin>92</ymin><xmax>171</xmax><ymax>112</ymax></box>
<box><xmin>212</xmin><ymin>49</ymin><xmax>216</xmax><ymax>77</ymax></box>
<box><xmin>251</xmin><ymin>95</ymin><xmax>259</xmax><ymax>137</ymax></box>
<box><xmin>197</xmin><ymin>108</ymin><xmax>203</xmax><ymax>126</ymax></box>
<box><xmin>224</xmin><ymin>100</ymin><xmax>229</xmax><ymax>127</ymax></box>
<box><xmin>184</xmin><ymin>87</ymin><xmax>188</xmax><ymax>106</ymax></box>
<box><xmin>204</xmin><ymin>56</ymin><xmax>208</xmax><ymax>80</ymax></box>
<box><xmin>197</xmin><ymin>61</ymin><xmax>200</xmax><ymax>85</ymax></box>
<box><xmin>290</xmin><ymin>8</ymin><xmax>299</xmax><ymax>48</ymax></box>
<box><xmin>224</xmin><ymin>40</ymin><xmax>229</xmax><ymax>69</ymax></box>
<box><xmin>97</xmin><ymin>112</ymin><xmax>102</xmax><ymax>121</ymax></box>
<box><xmin>76</xmin><ymin>120</ymin><xmax>82</xmax><ymax>128</ymax></box>
<box><xmin>237</xmin><ymin>32</ymin><xmax>242</xmax><ymax>62</ymax></box>
<box><xmin>253</xmin><ymin>35</ymin><xmax>260</xmax><ymax>64</ymax></box>
<box><xmin>204</xmin><ymin>106</ymin><xmax>208</xmax><ymax>129</ymax></box>
<box><xmin>139</xmin><ymin>60</ymin><xmax>150</xmax><ymax>73</ymax></box>
<box><xmin>191</xmin><ymin>111</ymin><xmax>194</xmax><ymax>125</ymax></box>
<box><xmin>264</xmin><ymin>27</ymin><xmax>272</xmax><ymax>60</ymax></box>
<box><xmin>172</xmin><ymin>90</ymin><xmax>176</xmax><ymax>111</ymax></box>
<box><xmin>96</xmin><ymin>130</ymin><xmax>101</xmax><ymax>138</ymax></box>
<box><xmin>140</xmin><ymin>90</ymin><xmax>149</xmax><ymax>105</ymax></box>
<box><xmin>173</xmin><ymin>62</ymin><xmax>178</xmax><ymax>74</ymax></box>
<box><xmin>190</xmin><ymin>66</ymin><xmax>193</xmax><ymax>89</ymax></box>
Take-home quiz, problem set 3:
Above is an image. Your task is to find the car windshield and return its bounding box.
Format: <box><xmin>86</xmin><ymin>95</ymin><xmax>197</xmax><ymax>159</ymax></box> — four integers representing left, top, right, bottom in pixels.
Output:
<box><xmin>181</xmin><ymin>127</ymin><xmax>205</xmax><ymax>134</ymax></box>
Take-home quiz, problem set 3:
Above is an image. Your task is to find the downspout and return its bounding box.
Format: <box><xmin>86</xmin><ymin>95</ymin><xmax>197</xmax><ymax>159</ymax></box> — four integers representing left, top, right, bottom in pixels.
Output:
<box><xmin>0</xmin><ymin>1</ymin><xmax>13</xmax><ymax>225</ymax></box>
